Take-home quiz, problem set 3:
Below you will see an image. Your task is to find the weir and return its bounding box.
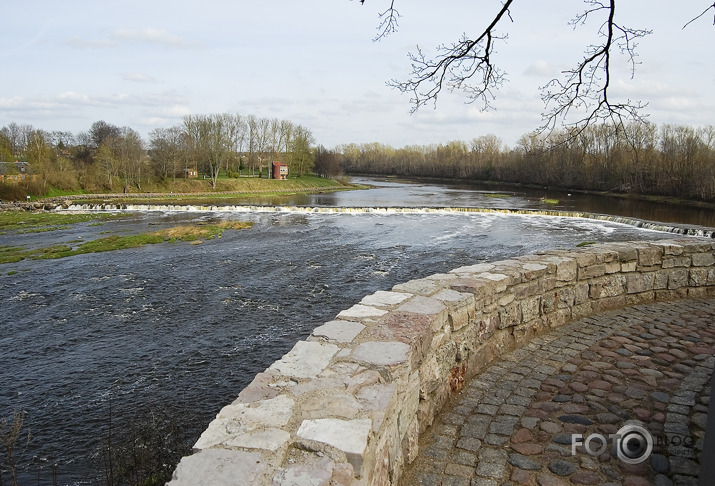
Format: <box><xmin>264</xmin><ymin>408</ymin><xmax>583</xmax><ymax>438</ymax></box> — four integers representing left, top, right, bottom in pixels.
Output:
<box><xmin>167</xmin><ymin>237</ymin><xmax>715</xmax><ymax>485</ymax></box>
<box><xmin>63</xmin><ymin>203</ymin><xmax>715</xmax><ymax>238</ymax></box>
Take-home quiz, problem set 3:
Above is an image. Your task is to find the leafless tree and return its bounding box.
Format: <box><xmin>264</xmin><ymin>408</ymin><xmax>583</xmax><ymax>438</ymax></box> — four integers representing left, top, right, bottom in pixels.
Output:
<box><xmin>359</xmin><ymin>1</ymin><xmax>713</xmax><ymax>138</ymax></box>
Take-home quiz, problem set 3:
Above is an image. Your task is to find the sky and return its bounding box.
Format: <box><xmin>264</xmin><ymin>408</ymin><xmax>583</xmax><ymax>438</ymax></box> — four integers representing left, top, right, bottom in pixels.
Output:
<box><xmin>1</xmin><ymin>0</ymin><xmax>713</xmax><ymax>149</ymax></box>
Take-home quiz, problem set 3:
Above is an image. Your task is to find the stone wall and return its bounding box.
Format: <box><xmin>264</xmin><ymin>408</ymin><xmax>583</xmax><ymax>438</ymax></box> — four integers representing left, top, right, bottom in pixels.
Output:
<box><xmin>168</xmin><ymin>238</ymin><xmax>715</xmax><ymax>486</ymax></box>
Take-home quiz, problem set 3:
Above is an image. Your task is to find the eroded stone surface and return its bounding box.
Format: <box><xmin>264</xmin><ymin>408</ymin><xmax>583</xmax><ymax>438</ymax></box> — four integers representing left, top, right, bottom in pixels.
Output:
<box><xmin>360</xmin><ymin>290</ymin><xmax>412</xmax><ymax>308</ymax></box>
<box><xmin>168</xmin><ymin>449</ymin><xmax>265</xmax><ymax>486</ymax></box>
<box><xmin>297</xmin><ymin>418</ymin><xmax>372</xmax><ymax>472</ymax></box>
<box><xmin>267</xmin><ymin>341</ymin><xmax>339</xmax><ymax>379</ymax></box>
<box><xmin>350</xmin><ymin>341</ymin><xmax>410</xmax><ymax>366</ymax></box>
<box><xmin>337</xmin><ymin>304</ymin><xmax>387</xmax><ymax>319</ymax></box>
<box><xmin>311</xmin><ymin>320</ymin><xmax>365</xmax><ymax>343</ymax></box>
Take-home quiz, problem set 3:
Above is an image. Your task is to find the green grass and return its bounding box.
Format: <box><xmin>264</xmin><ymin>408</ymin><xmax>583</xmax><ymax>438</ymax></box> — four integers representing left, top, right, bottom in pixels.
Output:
<box><xmin>577</xmin><ymin>241</ymin><xmax>596</xmax><ymax>247</ymax></box>
<box><xmin>540</xmin><ymin>198</ymin><xmax>560</xmax><ymax>205</ymax></box>
<box><xmin>0</xmin><ymin>221</ymin><xmax>253</xmax><ymax>264</ymax></box>
<box><xmin>484</xmin><ymin>193</ymin><xmax>511</xmax><ymax>198</ymax></box>
<box><xmin>0</xmin><ymin>211</ymin><xmax>124</xmax><ymax>232</ymax></box>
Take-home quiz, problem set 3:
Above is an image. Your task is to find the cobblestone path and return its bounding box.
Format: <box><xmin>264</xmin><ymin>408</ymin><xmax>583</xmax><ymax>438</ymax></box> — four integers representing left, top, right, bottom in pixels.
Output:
<box><xmin>401</xmin><ymin>299</ymin><xmax>715</xmax><ymax>486</ymax></box>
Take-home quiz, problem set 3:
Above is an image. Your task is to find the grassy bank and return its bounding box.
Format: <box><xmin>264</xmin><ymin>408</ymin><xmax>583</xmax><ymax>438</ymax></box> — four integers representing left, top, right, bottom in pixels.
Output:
<box><xmin>28</xmin><ymin>174</ymin><xmax>362</xmax><ymax>203</ymax></box>
<box><xmin>0</xmin><ymin>218</ymin><xmax>253</xmax><ymax>265</ymax></box>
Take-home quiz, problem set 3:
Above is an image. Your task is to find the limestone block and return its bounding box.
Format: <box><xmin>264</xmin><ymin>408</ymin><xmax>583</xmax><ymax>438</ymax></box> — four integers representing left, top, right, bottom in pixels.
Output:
<box><xmin>540</xmin><ymin>255</ymin><xmax>577</xmax><ymax>281</ymax></box>
<box><xmin>450</xmin><ymin>262</ymin><xmax>495</xmax><ymax>275</ymax></box>
<box><xmin>668</xmin><ymin>269</ymin><xmax>689</xmax><ymax>289</ymax></box>
<box><xmin>652</xmin><ymin>241</ymin><xmax>685</xmax><ymax>255</ymax></box>
<box><xmin>521</xmin><ymin>296</ymin><xmax>541</xmax><ymax>323</ymax></box>
<box><xmin>654</xmin><ymin>270</ymin><xmax>669</xmax><ymax>290</ymax></box>
<box><xmin>311</xmin><ymin>320</ymin><xmax>365</xmax><ymax>343</ymax></box>
<box><xmin>555</xmin><ymin>287</ymin><xmax>574</xmax><ymax>309</ymax></box>
<box><xmin>296</xmin><ymin>418</ymin><xmax>373</xmax><ymax>474</ymax></box>
<box><xmin>355</xmin><ymin>383</ymin><xmax>397</xmax><ymax>413</ymax></box>
<box><xmin>345</xmin><ymin>369</ymin><xmax>382</xmax><ymax>393</ymax></box>
<box><xmin>637</xmin><ymin>246</ymin><xmax>663</xmax><ymax>267</ymax></box>
<box><xmin>302</xmin><ymin>392</ymin><xmax>362</xmax><ymax>420</ymax></box>
<box><xmin>544</xmin><ymin>308</ymin><xmax>571</xmax><ymax>329</ymax></box>
<box><xmin>520</xmin><ymin>262</ymin><xmax>548</xmax><ymax>280</ymax></box>
<box><xmin>290</xmin><ymin>377</ymin><xmax>344</xmax><ymax>397</ymax></box>
<box><xmin>398</xmin><ymin>376</ymin><xmax>420</xmax><ymax>438</ymax></box>
<box><xmin>168</xmin><ymin>449</ymin><xmax>265</xmax><ymax>486</ymax></box>
<box><xmin>273</xmin><ymin>453</ymin><xmax>353</xmax><ymax>486</ymax></box>
<box><xmin>475</xmin><ymin>272</ymin><xmax>510</xmax><ymax>292</ymax></box>
<box><xmin>360</xmin><ymin>290</ymin><xmax>412</xmax><ymax>308</ymax></box>
<box><xmin>709</xmin><ymin>268</ymin><xmax>715</xmax><ymax>285</ymax></box>
<box><xmin>621</xmin><ymin>261</ymin><xmax>638</xmax><ymax>272</ymax></box>
<box><xmin>337</xmin><ymin>304</ymin><xmax>387</xmax><ymax>320</ymax></box>
<box><xmin>401</xmin><ymin>414</ymin><xmax>420</xmax><ymax>465</ymax></box>
<box><xmin>223</xmin><ymin>428</ymin><xmax>291</xmax><ymax>452</ymax></box>
<box><xmin>625</xmin><ymin>272</ymin><xmax>655</xmax><ymax>294</ymax></box>
<box><xmin>588</xmin><ymin>275</ymin><xmax>625</xmax><ymax>299</ymax></box>
<box><xmin>512</xmin><ymin>280</ymin><xmax>542</xmax><ymax>300</ymax></box>
<box><xmin>235</xmin><ymin>372</ymin><xmax>282</xmax><ymax>403</ymax></box>
<box><xmin>608</xmin><ymin>243</ymin><xmax>638</xmax><ymax>262</ymax></box>
<box><xmin>574</xmin><ymin>283</ymin><xmax>590</xmax><ymax>304</ymax></box>
<box><xmin>497</xmin><ymin>301</ymin><xmax>521</xmax><ymax>328</ymax></box>
<box><xmin>419</xmin><ymin>355</ymin><xmax>442</xmax><ymax>396</ymax></box>
<box><xmin>431</xmin><ymin>288</ymin><xmax>475</xmax><ymax>331</ymax></box>
<box><xmin>449</xmin><ymin>277</ymin><xmax>494</xmax><ymax>303</ymax></box>
<box><xmin>679</xmin><ymin>241</ymin><xmax>714</xmax><ymax>253</ymax></box>
<box><xmin>392</xmin><ymin>278</ymin><xmax>442</xmax><ymax>296</ymax></box>
<box><xmin>498</xmin><ymin>293</ymin><xmax>515</xmax><ymax>306</ymax></box>
<box><xmin>578</xmin><ymin>263</ymin><xmax>606</xmax><ymax>280</ymax></box>
<box><xmin>350</xmin><ymin>341</ymin><xmax>410</xmax><ymax>367</ymax></box>
<box><xmin>272</xmin><ymin>463</ymin><xmax>332</xmax><ymax>486</ymax></box>
<box><xmin>572</xmin><ymin>252</ymin><xmax>597</xmax><ymax>268</ymax></box>
<box><xmin>396</xmin><ymin>295</ymin><xmax>448</xmax><ymax>329</ymax></box>
<box><xmin>605</xmin><ymin>261</ymin><xmax>621</xmax><ymax>274</ymax></box>
<box><xmin>662</xmin><ymin>256</ymin><xmax>691</xmax><ymax>268</ymax></box>
<box><xmin>540</xmin><ymin>290</ymin><xmax>558</xmax><ymax>314</ymax></box>
<box><xmin>220</xmin><ymin>394</ymin><xmax>295</xmax><ymax>428</ymax></box>
<box><xmin>267</xmin><ymin>341</ymin><xmax>339</xmax><ymax>379</ymax></box>
<box><xmin>692</xmin><ymin>252</ymin><xmax>715</xmax><ymax>267</ymax></box>
<box><xmin>195</xmin><ymin>395</ymin><xmax>295</xmax><ymax>451</ymax></box>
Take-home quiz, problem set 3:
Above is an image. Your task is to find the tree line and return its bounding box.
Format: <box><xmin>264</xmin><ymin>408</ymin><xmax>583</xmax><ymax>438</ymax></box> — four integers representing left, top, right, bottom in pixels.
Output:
<box><xmin>335</xmin><ymin>123</ymin><xmax>715</xmax><ymax>201</ymax></box>
<box><xmin>0</xmin><ymin>114</ymin><xmax>316</xmax><ymax>198</ymax></box>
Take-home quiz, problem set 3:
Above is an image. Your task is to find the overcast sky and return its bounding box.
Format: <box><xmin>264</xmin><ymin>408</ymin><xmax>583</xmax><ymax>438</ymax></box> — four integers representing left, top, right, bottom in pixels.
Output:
<box><xmin>1</xmin><ymin>0</ymin><xmax>713</xmax><ymax>149</ymax></box>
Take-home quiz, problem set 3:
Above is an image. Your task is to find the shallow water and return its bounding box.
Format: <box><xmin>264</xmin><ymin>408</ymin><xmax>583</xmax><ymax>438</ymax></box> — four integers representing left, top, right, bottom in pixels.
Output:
<box><xmin>0</xmin><ymin>178</ymin><xmax>709</xmax><ymax>484</ymax></box>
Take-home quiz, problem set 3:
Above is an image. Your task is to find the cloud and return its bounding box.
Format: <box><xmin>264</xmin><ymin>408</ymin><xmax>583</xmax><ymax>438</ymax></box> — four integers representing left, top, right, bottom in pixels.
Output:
<box><xmin>62</xmin><ymin>36</ymin><xmax>117</xmax><ymax>49</ymax></box>
<box><xmin>111</xmin><ymin>28</ymin><xmax>193</xmax><ymax>48</ymax></box>
<box><xmin>121</xmin><ymin>73</ymin><xmax>158</xmax><ymax>83</ymax></box>
<box><xmin>62</xmin><ymin>28</ymin><xmax>194</xmax><ymax>50</ymax></box>
<box><xmin>523</xmin><ymin>61</ymin><xmax>555</xmax><ymax>77</ymax></box>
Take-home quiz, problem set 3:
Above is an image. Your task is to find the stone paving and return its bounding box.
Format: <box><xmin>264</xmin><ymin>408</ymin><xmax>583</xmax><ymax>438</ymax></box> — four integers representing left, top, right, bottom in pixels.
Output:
<box><xmin>400</xmin><ymin>299</ymin><xmax>715</xmax><ymax>486</ymax></box>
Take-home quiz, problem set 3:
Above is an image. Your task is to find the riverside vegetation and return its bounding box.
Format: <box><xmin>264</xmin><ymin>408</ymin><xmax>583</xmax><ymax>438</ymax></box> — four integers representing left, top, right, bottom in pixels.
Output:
<box><xmin>0</xmin><ymin>211</ymin><xmax>252</xmax><ymax>265</ymax></box>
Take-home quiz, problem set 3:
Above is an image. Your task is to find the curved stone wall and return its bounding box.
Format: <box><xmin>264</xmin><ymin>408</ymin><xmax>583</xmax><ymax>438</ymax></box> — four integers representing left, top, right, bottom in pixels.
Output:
<box><xmin>169</xmin><ymin>238</ymin><xmax>715</xmax><ymax>486</ymax></box>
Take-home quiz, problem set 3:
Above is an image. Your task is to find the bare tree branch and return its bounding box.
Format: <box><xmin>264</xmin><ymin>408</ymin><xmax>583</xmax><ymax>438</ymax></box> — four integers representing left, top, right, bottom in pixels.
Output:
<box><xmin>683</xmin><ymin>2</ymin><xmax>715</xmax><ymax>29</ymax></box>
<box><xmin>358</xmin><ymin>1</ymin><xmax>711</xmax><ymax>138</ymax></box>
<box><xmin>538</xmin><ymin>0</ymin><xmax>651</xmax><ymax>139</ymax></box>
<box><xmin>368</xmin><ymin>0</ymin><xmax>400</xmax><ymax>41</ymax></box>
<box><xmin>386</xmin><ymin>0</ymin><xmax>514</xmax><ymax>114</ymax></box>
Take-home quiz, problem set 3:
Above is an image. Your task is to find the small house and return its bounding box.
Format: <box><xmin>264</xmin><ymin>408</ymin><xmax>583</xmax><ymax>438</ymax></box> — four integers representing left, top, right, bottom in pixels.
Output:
<box><xmin>184</xmin><ymin>168</ymin><xmax>198</xmax><ymax>179</ymax></box>
<box><xmin>272</xmin><ymin>161</ymin><xmax>288</xmax><ymax>180</ymax></box>
<box><xmin>0</xmin><ymin>161</ymin><xmax>31</xmax><ymax>182</ymax></box>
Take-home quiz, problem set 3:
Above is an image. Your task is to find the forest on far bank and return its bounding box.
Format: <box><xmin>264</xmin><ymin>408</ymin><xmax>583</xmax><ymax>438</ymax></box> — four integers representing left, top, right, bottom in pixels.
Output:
<box><xmin>327</xmin><ymin>123</ymin><xmax>715</xmax><ymax>203</ymax></box>
<box><xmin>3</xmin><ymin>117</ymin><xmax>715</xmax><ymax>203</ymax></box>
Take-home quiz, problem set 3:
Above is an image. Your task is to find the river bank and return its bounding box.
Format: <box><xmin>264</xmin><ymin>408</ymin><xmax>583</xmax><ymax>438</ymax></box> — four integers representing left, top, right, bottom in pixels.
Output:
<box><xmin>0</xmin><ymin>175</ymin><xmax>364</xmax><ymax>211</ymax></box>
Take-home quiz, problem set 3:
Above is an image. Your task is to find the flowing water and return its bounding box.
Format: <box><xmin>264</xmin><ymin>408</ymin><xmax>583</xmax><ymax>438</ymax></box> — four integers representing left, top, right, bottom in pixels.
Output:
<box><xmin>1</xmin><ymin>177</ymin><xmax>713</xmax><ymax>484</ymax></box>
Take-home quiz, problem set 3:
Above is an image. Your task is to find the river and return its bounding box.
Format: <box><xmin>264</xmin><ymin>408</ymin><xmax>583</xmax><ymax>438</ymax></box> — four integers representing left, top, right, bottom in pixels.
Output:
<box><xmin>1</xmin><ymin>177</ymin><xmax>713</xmax><ymax>484</ymax></box>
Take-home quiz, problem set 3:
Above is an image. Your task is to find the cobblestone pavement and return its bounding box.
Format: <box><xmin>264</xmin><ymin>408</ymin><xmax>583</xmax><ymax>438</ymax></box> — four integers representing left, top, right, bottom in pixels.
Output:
<box><xmin>401</xmin><ymin>299</ymin><xmax>715</xmax><ymax>486</ymax></box>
